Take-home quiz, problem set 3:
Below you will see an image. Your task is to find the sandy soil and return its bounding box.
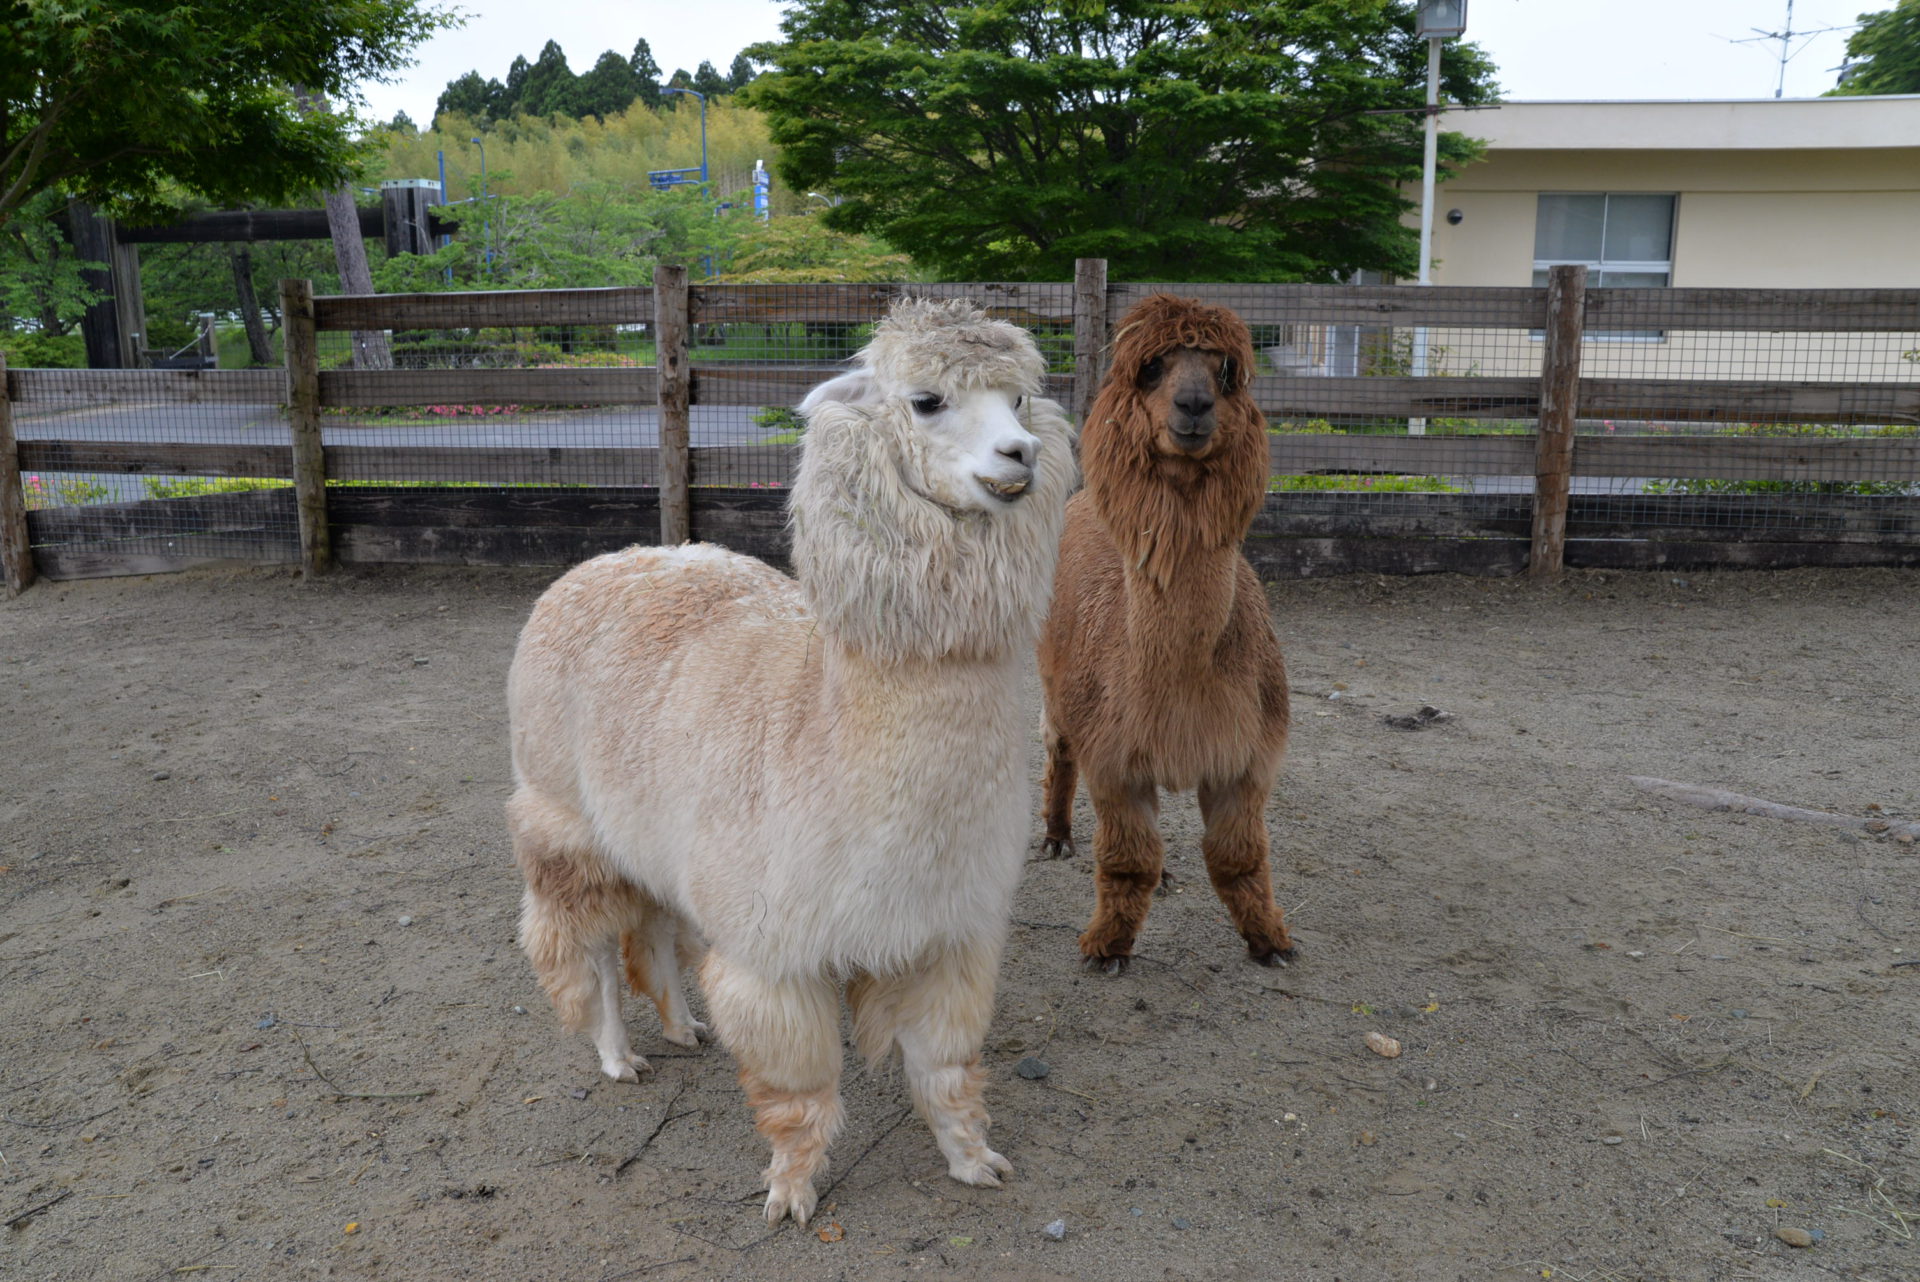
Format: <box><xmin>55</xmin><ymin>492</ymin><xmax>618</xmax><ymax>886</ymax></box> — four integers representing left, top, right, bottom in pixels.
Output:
<box><xmin>2</xmin><ymin>562</ymin><xmax>1916</xmax><ymax>1282</ymax></box>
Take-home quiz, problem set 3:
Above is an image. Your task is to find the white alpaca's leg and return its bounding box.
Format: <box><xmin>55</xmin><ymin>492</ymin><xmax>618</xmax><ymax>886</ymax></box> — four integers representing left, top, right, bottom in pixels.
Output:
<box><xmin>701</xmin><ymin>952</ymin><xmax>843</xmax><ymax>1227</ymax></box>
<box><xmin>509</xmin><ymin>787</ymin><xmax>647</xmax><ymax>1081</ymax></box>
<box><xmin>587</xmin><ymin>947</ymin><xmax>647</xmax><ymax>1081</ymax></box>
<box><xmin>850</xmin><ymin>940</ymin><xmax>1010</xmax><ymax>1187</ymax></box>
<box><xmin>622</xmin><ymin>906</ymin><xmax>709</xmax><ymax>1049</ymax></box>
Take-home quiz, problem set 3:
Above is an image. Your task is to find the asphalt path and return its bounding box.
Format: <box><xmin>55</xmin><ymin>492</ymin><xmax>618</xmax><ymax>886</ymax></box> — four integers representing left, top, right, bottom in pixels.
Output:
<box><xmin>16</xmin><ymin>400</ymin><xmax>1656</xmax><ymax>503</ymax></box>
<box><xmin>12</xmin><ymin>401</ymin><xmax>768</xmax><ymax>448</ymax></box>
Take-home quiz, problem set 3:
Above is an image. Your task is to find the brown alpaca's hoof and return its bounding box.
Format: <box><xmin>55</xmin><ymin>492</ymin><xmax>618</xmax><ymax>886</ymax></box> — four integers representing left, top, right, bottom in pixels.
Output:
<box><xmin>1083</xmin><ymin>953</ymin><xmax>1131</xmax><ymax>977</ymax></box>
<box><xmin>1041</xmin><ymin>836</ymin><xmax>1075</xmax><ymax>860</ymax></box>
<box><xmin>1248</xmin><ymin>942</ymin><xmax>1296</xmax><ymax>969</ymax></box>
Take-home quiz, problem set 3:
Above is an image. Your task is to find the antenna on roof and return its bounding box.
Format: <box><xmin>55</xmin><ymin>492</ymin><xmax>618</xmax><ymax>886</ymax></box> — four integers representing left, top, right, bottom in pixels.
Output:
<box><xmin>1725</xmin><ymin>1</ymin><xmax>1856</xmax><ymax>98</ymax></box>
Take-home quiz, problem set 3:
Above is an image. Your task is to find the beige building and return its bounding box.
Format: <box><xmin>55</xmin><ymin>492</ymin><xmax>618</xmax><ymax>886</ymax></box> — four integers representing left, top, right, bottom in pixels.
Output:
<box><xmin>1411</xmin><ymin>96</ymin><xmax>1920</xmax><ymax>384</ymax></box>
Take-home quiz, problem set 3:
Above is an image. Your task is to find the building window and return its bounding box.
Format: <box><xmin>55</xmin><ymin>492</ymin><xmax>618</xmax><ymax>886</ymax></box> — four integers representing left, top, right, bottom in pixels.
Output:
<box><xmin>1533</xmin><ymin>193</ymin><xmax>1674</xmax><ymax>338</ymax></box>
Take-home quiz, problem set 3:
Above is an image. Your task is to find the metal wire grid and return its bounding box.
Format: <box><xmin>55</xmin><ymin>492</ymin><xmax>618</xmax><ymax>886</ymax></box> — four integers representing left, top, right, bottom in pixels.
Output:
<box><xmin>1561</xmin><ymin>290</ymin><xmax>1920</xmax><ymax>532</ymax></box>
<box><xmin>13</xmin><ymin>368</ymin><xmax>298</xmax><ymax>564</ymax></box>
<box><xmin>308</xmin><ymin>285</ymin><xmax>1077</xmax><ymax>495</ymax></box>
<box><xmin>316</xmin><ymin>322</ymin><xmax>655</xmax><ymax>493</ymax></box>
<box><xmin>1209</xmin><ymin>284</ymin><xmax>1920</xmax><ymax>535</ymax></box>
<box><xmin>686</xmin><ymin>283</ymin><xmax>1079</xmax><ymax>489</ymax></box>
<box><xmin>14</xmin><ymin>281</ymin><xmax>1915</xmax><ymax>567</ymax></box>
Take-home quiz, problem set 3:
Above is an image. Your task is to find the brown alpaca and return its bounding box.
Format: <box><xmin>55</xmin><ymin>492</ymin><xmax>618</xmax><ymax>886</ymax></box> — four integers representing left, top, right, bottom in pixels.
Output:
<box><xmin>1039</xmin><ymin>294</ymin><xmax>1294</xmax><ymax>972</ymax></box>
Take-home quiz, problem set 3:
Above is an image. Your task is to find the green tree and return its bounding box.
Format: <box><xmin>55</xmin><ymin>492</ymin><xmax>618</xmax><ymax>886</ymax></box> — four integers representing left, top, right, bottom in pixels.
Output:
<box><xmin>692</xmin><ymin>60</ymin><xmax>731</xmax><ymax>98</ymax></box>
<box><xmin>1829</xmin><ymin>1</ymin><xmax>1920</xmax><ymax>95</ymax></box>
<box><xmin>0</xmin><ymin>191</ymin><xmax>99</xmax><ymax>335</ymax></box>
<box><xmin>728</xmin><ymin>53</ymin><xmax>759</xmax><ymax>92</ymax></box>
<box><xmin>373</xmin><ymin>181</ymin><xmax>747</xmax><ymax>293</ymax></box>
<box><xmin>717</xmin><ymin>213</ymin><xmax>916</xmax><ymax>282</ymax></box>
<box><xmin>1</xmin><ymin>0</ymin><xmax>457</xmax><ymax>232</ymax></box>
<box><xmin>437</xmin><ymin>70</ymin><xmax>506</xmax><ymax>122</ymax></box>
<box><xmin>518</xmin><ymin>40</ymin><xmax>583</xmax><ymax>118</ymax></box>
<box><xmin>748</xmin><ymin>0</ymin><xmax>1499</xmax><ymax>282</ymax></box>
<box><xmin>577</xmin><ymin>51</ymin><xmax>641</xmax><ymax>119</ymax></box>
<box><xmin>502</xmin><ymin>54</ymin><xmax>534</xmax><ymax>114</ymax></box>
<box><xmin>630</xmin><ymin>40</ymin><xmax>666</xmax><ymax>108</ymax></box>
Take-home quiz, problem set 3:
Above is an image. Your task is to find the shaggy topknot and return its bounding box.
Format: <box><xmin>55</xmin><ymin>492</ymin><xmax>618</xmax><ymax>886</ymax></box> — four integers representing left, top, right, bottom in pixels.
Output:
<box><xmin>1079</xmin><ymin>294</ymin><xmax>1269</xmax><ymax>589</ymax></box>
<box><xmin>856</xmin><ymin>297</ymin><xmax>1048</xmax><ymax>398</ymax></box>
<box><xmin>1105</xmin><ymin>294</ymin><xmax>1257</xmax><ymax>395</ymax></box>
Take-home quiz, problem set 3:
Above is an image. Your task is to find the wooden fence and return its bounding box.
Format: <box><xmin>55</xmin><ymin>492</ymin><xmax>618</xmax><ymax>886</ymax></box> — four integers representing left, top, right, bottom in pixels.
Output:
<box><xmin>4</xmin><ymin>266</ymin><xmax>1919</xmax><ymax>593</ymax></box>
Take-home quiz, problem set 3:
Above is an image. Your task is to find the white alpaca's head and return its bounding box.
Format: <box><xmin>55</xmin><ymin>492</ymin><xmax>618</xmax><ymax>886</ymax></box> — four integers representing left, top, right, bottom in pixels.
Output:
<box><xmin>789</xmin><ymin>298</ymin><xmax>1076</xmax><ymax>663</ymax></box>
<box><xmin>798</xmin><ymin>299</ymin><xmax>1046</xmax><ymax>515</ymax></box>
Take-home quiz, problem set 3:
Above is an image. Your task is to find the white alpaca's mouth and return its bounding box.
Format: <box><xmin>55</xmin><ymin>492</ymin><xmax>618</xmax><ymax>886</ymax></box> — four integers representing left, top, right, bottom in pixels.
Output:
<box><xmin>977</xmin><ymin>473</ymin><xmax>1031</xmax><ymax>502</ymax></box>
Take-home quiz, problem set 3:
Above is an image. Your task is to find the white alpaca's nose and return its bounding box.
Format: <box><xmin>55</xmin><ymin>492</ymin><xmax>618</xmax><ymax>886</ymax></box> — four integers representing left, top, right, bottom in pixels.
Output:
<box><xmin>995</xmin><ymin>432</ymin><xmax>1038</xmax><ymax>469</ymax></box>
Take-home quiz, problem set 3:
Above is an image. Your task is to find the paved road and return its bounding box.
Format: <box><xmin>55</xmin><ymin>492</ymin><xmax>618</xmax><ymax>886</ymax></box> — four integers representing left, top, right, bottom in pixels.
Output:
<box><xmin>19</xmin><ymin>400</ymin><xmax>1665</xmax><ymax>504</ymax></box>
<box><xmin>12</xmin><ymin>401</ymin><xmax>768</xmax><ymax>448</ymax></box>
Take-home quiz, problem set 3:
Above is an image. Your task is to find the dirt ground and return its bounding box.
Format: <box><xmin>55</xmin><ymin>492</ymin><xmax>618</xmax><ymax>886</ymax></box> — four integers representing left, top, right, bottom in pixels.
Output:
<box><xmin>3</xmin><ymin>560</ymin><xmax>1917</xmax><ymax>1282</ymax></box>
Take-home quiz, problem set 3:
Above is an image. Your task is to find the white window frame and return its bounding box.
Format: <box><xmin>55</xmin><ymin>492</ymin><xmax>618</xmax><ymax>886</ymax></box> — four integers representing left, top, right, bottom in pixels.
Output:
<box><xmin>1532</xmin><ymin>192</ymin><xmax>1678</xmax><ymax>342</ymax></box>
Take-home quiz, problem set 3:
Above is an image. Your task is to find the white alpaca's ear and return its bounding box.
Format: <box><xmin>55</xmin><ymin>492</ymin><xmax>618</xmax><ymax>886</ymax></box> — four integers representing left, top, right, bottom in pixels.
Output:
<box><xmin>799</xmin><ymin>370</ymin><xmax>878</xmax><ymax>417</ymax></box>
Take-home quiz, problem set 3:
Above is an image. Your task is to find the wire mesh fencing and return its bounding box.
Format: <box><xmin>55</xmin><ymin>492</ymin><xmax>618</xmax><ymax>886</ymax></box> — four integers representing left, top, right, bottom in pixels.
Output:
<box><xmin>8</xmin><ymin>274</ymin><xmax>1917</xmax><ymax>581</ymax></box>
<box><xmin>10</xmin><ymin>368</ymin><xmax>297</xmax><ymax>575</ymax></box>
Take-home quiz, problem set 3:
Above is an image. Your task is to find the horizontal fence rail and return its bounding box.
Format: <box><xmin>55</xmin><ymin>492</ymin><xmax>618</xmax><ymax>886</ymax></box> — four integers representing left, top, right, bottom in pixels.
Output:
<box><xmin>6</xmin><ymin>269</ymin><xmax>1918</xmax><ymax>583</ymax></box>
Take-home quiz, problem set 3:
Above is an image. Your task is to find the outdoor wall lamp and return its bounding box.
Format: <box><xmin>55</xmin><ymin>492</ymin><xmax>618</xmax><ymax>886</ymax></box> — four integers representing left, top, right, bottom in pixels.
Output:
<box><xmin>1447</xmin><ymin>209</ymin><xmax>1464</xmax><ymax>224</ymax></box>
<box><xmin>1416</xmin><ymin>0</ymin><xmax>1468</xmax><ymax>39</ymax></box>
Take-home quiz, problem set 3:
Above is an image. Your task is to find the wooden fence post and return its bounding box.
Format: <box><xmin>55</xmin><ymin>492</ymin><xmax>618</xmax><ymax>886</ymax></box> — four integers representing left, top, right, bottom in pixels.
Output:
<box><xmin>655</xmin><ymin>263</ymin><xmax>692</xmax><ymax>546</ymax></box>
<box><xmin>0</xmin><ymin>355</ymin><xmax>35</xmax><ymax>595</ymax></box>
<box><xmin>280</xmin><ymin>278</ymin><xmax>332</xmax><ymax>574</ymax></box>
<box><xmin>1528</xmin><ymin>264</ymin><xmax>1587</xmax><ymax>578</ymax></box>
<box><xmin>1072</xmin><ymin>258</ymin><xmax>1109</xmax><ymax>427</ymax></box>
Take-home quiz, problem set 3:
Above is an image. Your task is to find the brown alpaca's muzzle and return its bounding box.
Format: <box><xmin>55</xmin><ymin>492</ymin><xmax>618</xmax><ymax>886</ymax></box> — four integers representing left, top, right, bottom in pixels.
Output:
<box><xmin>1167</xmin><ymin>363</ymin><xmax>1219</xmax><ymax>453</ymax></box>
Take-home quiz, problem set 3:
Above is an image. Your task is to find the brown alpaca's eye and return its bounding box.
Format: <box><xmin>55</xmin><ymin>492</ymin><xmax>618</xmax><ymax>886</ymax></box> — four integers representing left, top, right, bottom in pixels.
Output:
<box><xmin>1137</xmin><ymin>357</ymin><xmax>1164</xmax><ymax>389</ymax></box>
<box><xmin>910</xmin><ymin>395</ymin><xmax>944</xmax><ymax>415</ymax></box>
<box><xmin>1219</xmin><ymin>358</ymin><xmax>1236</xmax><ymax>391</ymax></box>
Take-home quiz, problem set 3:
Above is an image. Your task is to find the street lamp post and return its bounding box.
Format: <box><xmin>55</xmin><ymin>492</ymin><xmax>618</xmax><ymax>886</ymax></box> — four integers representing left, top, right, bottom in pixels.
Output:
<box><xmin>1410</xmin><ymin>0</ymin><xmax>1467</xmax><ymax>435</ymax></box>
<box><xmin>470</xmin><ymin>135</ymin><xmax>491</xmax><ymax>276</ymax></box>
<box><xmin>1414</xmin><ymin>0</ymin><xmax>1467</xmax><ymax>289</ymax></box>
<box><xmin>662</xmin><ymin>87</ymin><xmax>709</xmax><ymax>186</ymax></box>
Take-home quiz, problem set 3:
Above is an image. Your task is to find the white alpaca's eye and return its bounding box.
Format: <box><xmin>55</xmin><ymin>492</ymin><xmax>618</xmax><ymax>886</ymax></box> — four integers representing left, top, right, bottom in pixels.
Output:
<box><xmin>910</xmin><ymin>395</ymin><xmax>944</xmax><ymax>416</ymax></box>
<box><xmin>1014</xmin><ymin>395</ymin><xmax>1024</xmax><ymax>410</ymax></box>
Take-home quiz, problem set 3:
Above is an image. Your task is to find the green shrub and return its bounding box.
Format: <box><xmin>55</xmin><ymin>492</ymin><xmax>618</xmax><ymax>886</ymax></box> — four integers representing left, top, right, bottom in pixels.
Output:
<box><xmin>143</xmin><ymin>477</ymin><xmax>291</xmax><ymax>500</ymax></box>
<box><xmin>0</xmin><ymin>331</ymin><xmax>87</xmax><ymax>368</ymax></box>
<box><xmin>752</xmin><ymin>404</ymin><xmax>808</xmax><ymax>443</ymax></box>
<box><xmin>1269</xmin><ymin>473</ymin><xmax>1462</xmax><ymax>493</ymax></box>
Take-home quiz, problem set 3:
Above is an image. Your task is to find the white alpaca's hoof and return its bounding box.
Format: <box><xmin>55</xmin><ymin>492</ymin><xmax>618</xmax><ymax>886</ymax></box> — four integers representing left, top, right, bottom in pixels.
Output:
<box><xmin>948</xmin><ymin>1148</ymin><xmax>1012</xmax><ymax>1187</ymax></box>
<box><xmin>600</xmin><ymin>1051</ymin><xmax>650</xmax><ymax>1082</ymax></box>
<box><xmin>662</xmin><ymin>1018</ymin><xmax>710</xmax><ymax>1050</ymax></box>
<box><xmin>764</xmin><ymin>1175</ymin><xmax>819</xmax><ymax>1226</ymax></box>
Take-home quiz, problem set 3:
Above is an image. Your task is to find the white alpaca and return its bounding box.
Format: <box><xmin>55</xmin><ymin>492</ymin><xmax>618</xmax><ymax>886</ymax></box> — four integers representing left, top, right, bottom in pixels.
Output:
<box><xmin>505</xmin><ymin>298</ymin><xmax>1076</xmax><ymax>1226</ymax></box>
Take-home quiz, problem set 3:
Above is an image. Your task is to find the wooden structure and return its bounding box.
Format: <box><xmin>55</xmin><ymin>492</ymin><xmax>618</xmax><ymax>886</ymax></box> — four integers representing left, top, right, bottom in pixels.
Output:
<box><xmin>4</xmin><ymin>272</ymin><xmax>1917</xmax><ymax>584</ymax></box>
<box><xmin>62</xmin><ymin>195</ymin><xmax>452</xmax><ymax>370</ymax></box>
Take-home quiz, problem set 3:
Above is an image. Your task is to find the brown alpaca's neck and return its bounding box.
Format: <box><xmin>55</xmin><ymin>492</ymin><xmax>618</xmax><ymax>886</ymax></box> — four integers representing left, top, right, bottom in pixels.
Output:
<box><xmin>1116</xmin><ymin>537</ymin><xmax>1242</xmax><ymax>676</ymax></box>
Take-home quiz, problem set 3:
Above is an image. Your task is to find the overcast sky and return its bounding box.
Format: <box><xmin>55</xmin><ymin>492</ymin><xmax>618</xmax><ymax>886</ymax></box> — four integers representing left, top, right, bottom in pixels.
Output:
<box><xmin>356</xmin><ymin>1</ymin><xmax>1875</xmax><ymax>127</ymax></box>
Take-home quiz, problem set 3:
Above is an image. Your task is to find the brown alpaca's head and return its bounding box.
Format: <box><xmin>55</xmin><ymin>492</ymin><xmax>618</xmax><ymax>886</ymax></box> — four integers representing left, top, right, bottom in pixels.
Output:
<box><xmin>1081</xmin><ymin>295</ymin><xmax>1268</xmax><ymax>581</ymax></box>
<box><xmin>1104</xmin><ymin>295</ymin><xmax>1257</xmax><ymax>462</ymax></box>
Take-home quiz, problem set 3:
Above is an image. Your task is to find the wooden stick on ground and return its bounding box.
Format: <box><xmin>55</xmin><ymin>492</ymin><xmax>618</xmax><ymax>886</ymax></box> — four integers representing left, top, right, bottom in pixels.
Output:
<box><xmin>1629</xmin><ymin>776</ymin><xmax>1920</xmax><ymax>840</ymax></box>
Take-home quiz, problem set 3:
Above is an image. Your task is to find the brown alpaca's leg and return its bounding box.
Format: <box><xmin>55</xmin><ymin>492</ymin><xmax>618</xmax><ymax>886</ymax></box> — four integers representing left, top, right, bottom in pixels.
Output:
<box><xmin>1041</xmin><ymin>724</ymin><xmax>1078</xmax><ymax>858</ymax></box>
<box><xmin>701</xmin><ymin>952</ymin><xmax>844</xmax><ymax>1227</ymax></box>
<box><xmin>1198</xmin><ymin>774</ymin><xmax>1294</xmax><ymax>966</ymax></box>
<box><xmin>1080</xmin><ymin>777</ymin><xmax>1162</xmax><ymax>974</ymax></box>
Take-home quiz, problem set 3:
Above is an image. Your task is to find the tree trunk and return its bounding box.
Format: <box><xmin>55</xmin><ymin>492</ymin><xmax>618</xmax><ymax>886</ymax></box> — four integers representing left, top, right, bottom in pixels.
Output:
<box><xmin>322</xmin><ymin>183</ymin><xmax>393</xmax><ymax>370</ymax></box>
<box><xmin>228</xmin><ymin>246</ymin><xmax>273</xmax><ymax>366</ymax></box>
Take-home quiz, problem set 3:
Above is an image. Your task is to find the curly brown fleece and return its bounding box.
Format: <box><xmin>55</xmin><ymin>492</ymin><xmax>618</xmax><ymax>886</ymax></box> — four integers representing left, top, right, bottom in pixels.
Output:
<box><xmin>1039</xmin><ymin>293</ymin><xmax>1295</xmax><ymax>969</ymax></box>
